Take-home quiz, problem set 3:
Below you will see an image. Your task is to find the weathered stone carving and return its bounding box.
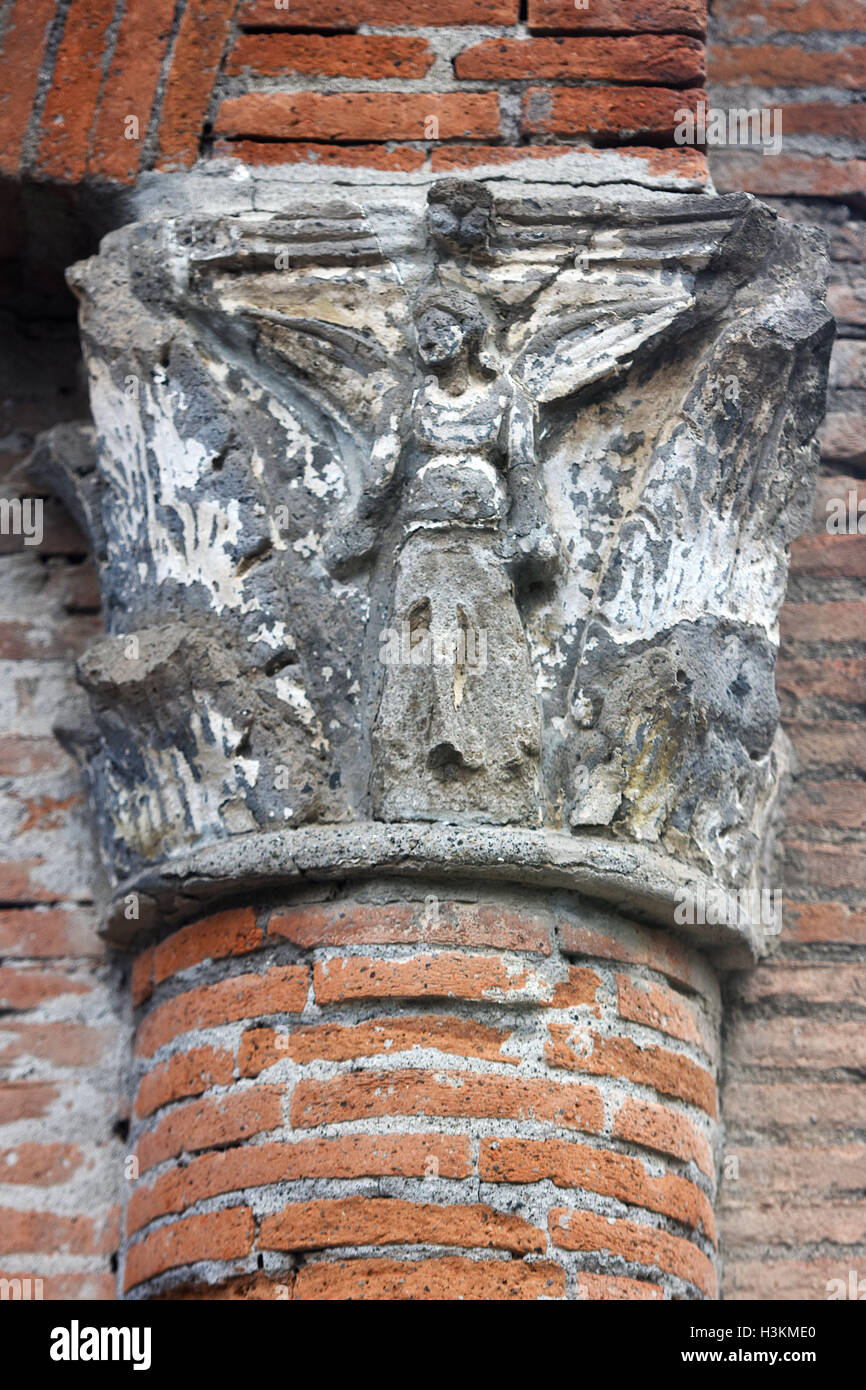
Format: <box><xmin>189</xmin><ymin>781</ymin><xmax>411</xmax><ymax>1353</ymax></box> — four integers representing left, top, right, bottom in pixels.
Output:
<box><xmin>32</xmin><ymin>180</ymin><xmax>832</xmax><ymax>940</ymax></box>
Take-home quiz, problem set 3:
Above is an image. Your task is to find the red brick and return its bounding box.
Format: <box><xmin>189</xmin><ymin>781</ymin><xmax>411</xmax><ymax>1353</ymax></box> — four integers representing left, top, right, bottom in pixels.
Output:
<box><xmin>0</xmin><ymin>502</ymin><xmax>86</xmax><ymax>555</ymax></box>
<box><xmin>213</xmin><ymin>141</ymin><xmax>427</xmax><ymax>171</ymax></box>
<box><xmin>783</xmin><ymin>900</ymin><xmax>866</xmax><ymax>945</ymax></box>
<box><xmin>546</xmin><ymin>1026</ymin><xmax>718</xmax><ymax>1117</ymax></box>
<box><xmin>0</xmin><ymin>907</ymin><xmax>99</xmax><ymax>958</ymax></box>
<box><xmin>528</xmin><ymin>0</ymin><xmax>707</xmax><ymax>35</ymax></box>
<box><xmin>0</xmin><ymin>1270</ymin><xmax>114</xmax><ymax>1299</ymax></box>
<box><xmin>291</xmin><ymin>1068</ymin><xmax>604</xmax><ymax>1134</ymax></box>
<box><xmin>456</xmin><ymin>35</ymin><xmax>705</xmax><ymax>83</ymax></box>
<box><xmin>615</xmin><ymin>974</ymin><xmax>711</xmax><ymax>1054</ymax></box>
<box><xmin>777</xmin><ymin>658</ymin><xmax>866</xmax><ymax>704</ymax></box>
<box><xmin>551</xmin><ymin>1207</ymin><xmax>716</xmax><ymax>1297</ymax></box>
<box><xmin>821</xmin><ymin>411</ymin><xmax>866</xmax><ymax>465</ymax></box>
<box><xmin>613</xmin><ymin>1097</ymin><xmax>714</xmax><ymax>1178</ymax></box>
<box><xmin>781</xmin><ymin>102</ymin><xmax>866</xmax><ymax>141</ymax></box>
<box><xmin>294</xmin><ymin>1256</ymin><xmax>566</xmax><ymax>1300</ymax></box>
<box><xmin>728</xmin><ymin>1017</ymin><xmax>866</xmax><ymax>1070</ymax></box>
<box><xmin>725</xmin><ymin>1257</ymin><xmax>862</xmax><ymax>1301</ymax></box>
<box><xmin>35</xmin><ymin>0</ymin><xmax>116</xmax><ymax>182</ymax></box>
<box><xmin>713</xmin><ymin>0</ymin><xmax>862</xmax><ymax>37</ymax></box>
<box><xmin>0</xmin><ymin>1143</ymin><xmax>81</xmax><ymax>1186</ymax></box>
<box><xmin>789</xmin><ymin>535</ymin><xmax>866</xmax><ymax>578</ymax></box>
<box><xmin>153</xmin><ymin>907</ymin><xmax>263</xmax><ymax>985</ymax></box>
<box><xmin>785</xmin><ymin>840</ymin><xmax>866</xmax><ymax>893</ymax></box>
<box><xmin>0</xmin><ymin>965</ymin><xmax>89</xmax><ymax>1010</ymax></box>
<box><xmin>227</xmin><ymin>34</ymin><xmax>435</xmax><ymax>79</ymax></box>
<box><xmin>557</xmin><ymin>915</ymin><xmax>708</xmax><ymax>994</ymax></box>
<box><xmin>136</xmin><ymin>1086</ymin><xmax>284</xmax><ymax>1173</ymax></box>
<box><xmin>260</xmin><ymin>1197</ymin><xmax>545</xmax><ymax>1256</ymax></box>
<box><xmin>237</xmin><ymin>0</ymin><xmax>519</xmax><ymax>24</ymax></box>
<box><xmin>724</xmin><ymin>1082</ymin><xmax>866</xmax><ymax>1131</ymax></box>
<box><xmin>0</xmin><ymin>1082</ymin><xmax>58</xmax><ymax>1123</ymax></box>
<box><xmin>0</xmin><ymin>1208</ymin><xmax>110</xmax><ymax>1256</ymax></box>
<box><xmin>831</xmin><ymin>225</ymin><xmax>866</xmax><ymax>262</ymax></box>
<box><xmin>0</xmin><ymin>1</ymin><xmax>57</xmax><ymax>175</ymax></box>
<box><xmin>734</xmin><ymin>962</ymin><xmax>866</xmax><ymax>1008</ymax></box>
<box><xmin>124</xmin><ymin>1206</ymin><xmax>254</xmax><ymax>1291</ymax></box>
<box><xmin>784</xmin><ymin>721</ymin><xmax>866</xmax><ymax>773</ymax></box>
<box><xmin>128</xmin><ymin>1135</ymin><xmax>473</xmax><ymax>1233</ymax></box>
<box><xmin>215</xmin><ymin>92</ymin><xmax>501</xmax><ymax>142</ymax></box>
<box><xmin>712</xmin><ymin>153</ymin><xmax>866</xmax><ymax>199</ymax></box>
<box><xmin>0</xmin><ymin>738</ymin><xmax>71</xmax><ymax>779</ymax></box>
<box><xmin>480</xmin><ymin>1138</ymin><xmax>716</xmax><ymax>1239</ymax></box>
<box><xmin>134</xmin><ymin>1046</ymin><xmax>235</xmax><ymax>1119</ymax></box>
<box><xmin>312</xmin><ymin>953</ymin><xmax>597</xmax><ymax>1006</ymax></box>
<box><xmin>710</xmin><ymin>43</ymin><xmax>866</xmax><ymax>87</ymax></box>
<box><xmin>522</xmin><ymin>86</ymin><xmax>705</xmax><ymax>141</ymax></box>
<box><xmin>87</xmin><ymin>0</ymin><xmax>176</xmax><ymax>182</ymax></box>
<box><xmin>830</xmin><ymin>341</ymin><xmax>866</xmax><ymax>389</ymax></box>
<box><xmin>721</xmin><ymin>1145</ymin><xmax>866</xmax><ymax>1198</ymax></box>
<box><xmin>575</xmin><ymin>1272</ymin><xmax>663</xmax><ymax>1299</ymax></box>
<box><xmin>0</xmin><ymin>858</ymin><xmax>56</xmax><ymax>903</ymax></box>
<box><xmin>0</xmin><ymin>1022</ymin><xmax>112</xmax><ymax>1068</ymax></box>
<box><xmin>11</xmin><ymin>793</ymin><xmax>82</xmax><ymax>836</ymax></box>
<box><xmin>723</xmin><ymin>1200</ymin><xmax>866</xmax><ymax>1247</ymax></box>
<box><xmin>135</xmin><ymin>966</ymin><xmax>310</xmax><ymax>1057</ymax></box>
<box><xmin>0</xmin><ymin>618</ymin><xmax>94</xmax><ymax>660</ymax></box>
<box><xmin>156</xmin><ymin>0</ymin><xmax>236</xmax><ymax>171</ymax></box>
<box><xmin>785</xmin><ymin>781</ymin><xmax>866</xmax><ymax>829</ymax></box>
<box><xmin>269</xmin><ymin>900</ymin><xmax>553</xmax><ymax>955</ymax></box>
<box><xmin>238</xmin><ymin>1016</ymin><xmax>518</xmax><ymax>1073</ymax></box>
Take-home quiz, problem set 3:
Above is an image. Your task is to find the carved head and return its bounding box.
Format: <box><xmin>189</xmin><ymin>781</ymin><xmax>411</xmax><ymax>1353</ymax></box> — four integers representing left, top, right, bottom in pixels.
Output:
<box><xmin>426</xmin><ymin>178</ymin><xmax>494</xmax><ymax>257</ymax></box>
<box><xmin>413</xmin><ymin>287</ymin><xmax>490</xmax><ymax>372</ymax></box>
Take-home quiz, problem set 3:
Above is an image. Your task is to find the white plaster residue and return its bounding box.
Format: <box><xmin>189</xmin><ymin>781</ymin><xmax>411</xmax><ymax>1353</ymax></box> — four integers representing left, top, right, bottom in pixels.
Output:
<box><xmin>275</xmin><ymin>676</ymin><xmax>329</xmax><ymax>753</ymax></box>
<box><xmin>248</xmin><ymin>621</ymin><xmax>295</xmax><ymax>652</ymax></box>
<box><xmin>303</xmin><ymin>456</ymin><xmax>345</xmax><ymax>500</ymax></box>
<box><xmin>89</xmin><ymin>361</ymin><xmax>254</xmax><ymax>616</ymax></box>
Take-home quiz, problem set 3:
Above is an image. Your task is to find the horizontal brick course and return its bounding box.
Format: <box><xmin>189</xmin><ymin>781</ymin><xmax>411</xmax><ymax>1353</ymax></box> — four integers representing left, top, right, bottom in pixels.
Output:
<box><xmin>135</xmin><ymin>966</ymin><xmax>310</xmax><ymax>1056</ymax></box>
<box><xmin>215</xmin><ymin>92</ymin><xmax>502</xmax><ymax>142</ymax></box>
<box><xmin>260</xmin><ymin>1197</ymin><xmax>546</xmax><ymax>1255</ymax></box>
<box><xmin>522</xmin><ymin>86</ymin><xmax>705</xmax><ymax>140</ymax></box>
<box><xmin>238</xmin><ymin>0</ymin><xmax>520</xmax><ymax>23</ymax></box>
<box><xmin>550</xmin><ymin>1206</ymin><xmax>717</xmax><ymax>1297</ymax></box>
<box><xmin>527</xmin><ymin>0</ymin><xmax>707</xmax><ymax>34</ymax></box>
<box><xmin>290</xmin><ymin>1067</ymin><xmax>605</xmax><ymax>1132</ymax></box>
<box><xmin>136</xmin><ymin>1087</ymin><xmax>283</xmax><ymax>1173</ymax></box>
<box><xmin>128</xmin><ymin>1134</ymin><xmax>474</xmax><ymax>1233</ymax></box>
<box><xmin>124</xmin><ymin>1207</ymin><xmax>254</xmax><ymax>1291</ymax></box>
<box><xmin>294</xmin><ymin>1255</ymin><xmax>566</xmax><ymax>1300</ymax></box>
<box><xmin>227</xmin><ymin>35</ymin><xmax>436</xmax><ymax>79</ymax></box>
<box><xmin>455</xmin><ymin>35</ymin><xmax>705</xmax><ymax>83</ymax></box>
<box><xmin>546</xmin><ymin>1025</ymin><xmax>718</xmax><ymax>1117</ymax></box>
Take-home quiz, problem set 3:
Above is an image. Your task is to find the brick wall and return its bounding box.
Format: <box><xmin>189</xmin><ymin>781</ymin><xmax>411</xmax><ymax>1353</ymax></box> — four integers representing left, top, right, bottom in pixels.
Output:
<box><xmin>0</xmin><ymin>288</ymin><xmax>126</xmax><ymax>1300</ymax></box>
<box><xmin>706</xmin><ymin>0</ymin><xmax>866</xmax><ymax>1305</ymax></box>
<box><xmin>0</xmin><ymin>0</ymin><xmax>710</xmax><ymax>184</ymax></box>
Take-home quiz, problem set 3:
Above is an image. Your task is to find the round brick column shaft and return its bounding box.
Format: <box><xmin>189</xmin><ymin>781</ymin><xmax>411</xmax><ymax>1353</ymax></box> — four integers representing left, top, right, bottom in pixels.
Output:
<box><xmin>123</xmin><ymin>888</ymin><xmax>721</xmax><ymax>1300</ymax></box>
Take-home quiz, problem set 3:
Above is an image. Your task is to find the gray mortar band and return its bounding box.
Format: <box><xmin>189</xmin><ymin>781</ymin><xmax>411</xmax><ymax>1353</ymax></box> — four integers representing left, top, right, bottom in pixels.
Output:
<box><xmin>105</xmin><ymin>821</ymin><xmax>763</xmax><ymax>963</ymax></box>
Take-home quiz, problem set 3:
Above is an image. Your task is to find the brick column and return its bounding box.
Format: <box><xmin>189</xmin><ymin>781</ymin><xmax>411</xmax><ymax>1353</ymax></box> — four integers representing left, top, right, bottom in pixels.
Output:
<box><xmin>124</xmin><ymin>891</ymin><xmax>720</xmax><ymax>1300</ymax></box>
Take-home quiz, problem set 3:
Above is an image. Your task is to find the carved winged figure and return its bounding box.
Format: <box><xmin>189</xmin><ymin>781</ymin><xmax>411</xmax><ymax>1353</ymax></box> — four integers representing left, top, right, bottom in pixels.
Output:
<box><xmin>39</xmin><ymin>179</ymin><xmax>830</xmax><ymax>893</ymax></box>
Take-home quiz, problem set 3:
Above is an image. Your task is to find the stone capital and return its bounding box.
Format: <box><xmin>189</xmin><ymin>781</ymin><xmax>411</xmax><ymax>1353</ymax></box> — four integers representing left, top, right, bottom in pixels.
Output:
<box><xmin>33</xmin><ymin>180</ymin><xmax>833</xmax><ymax>961</ymax></box>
